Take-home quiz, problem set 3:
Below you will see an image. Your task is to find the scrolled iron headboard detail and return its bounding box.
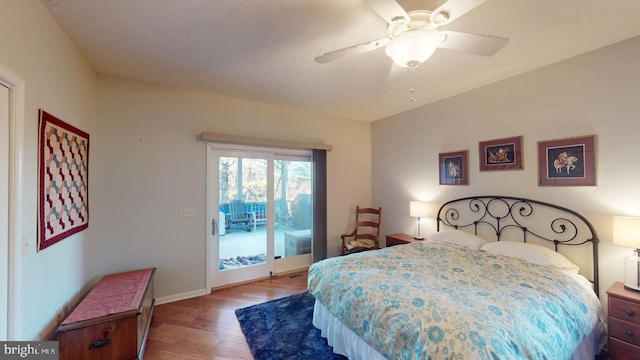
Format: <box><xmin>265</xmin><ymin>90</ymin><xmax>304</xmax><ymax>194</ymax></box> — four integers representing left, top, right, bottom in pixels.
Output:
<box><xmin>437</xmin><ymin>196</ymin><xmax>600</xmax><ymax>296</ymax></box>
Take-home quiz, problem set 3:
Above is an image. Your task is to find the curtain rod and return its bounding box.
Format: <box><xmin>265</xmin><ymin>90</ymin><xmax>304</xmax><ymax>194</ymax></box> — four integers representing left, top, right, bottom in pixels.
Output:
<box><xmin>200</xmin><ymin>131</ymin><xmax>332</xmax><ymax>151</ymax></box>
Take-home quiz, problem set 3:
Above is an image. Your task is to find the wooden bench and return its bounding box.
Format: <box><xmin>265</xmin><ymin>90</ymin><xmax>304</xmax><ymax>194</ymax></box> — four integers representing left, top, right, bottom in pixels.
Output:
<box><xmin>57</xmin><ymin>268</ymin><xmax>155</xmax><ymax>360</ymax></box>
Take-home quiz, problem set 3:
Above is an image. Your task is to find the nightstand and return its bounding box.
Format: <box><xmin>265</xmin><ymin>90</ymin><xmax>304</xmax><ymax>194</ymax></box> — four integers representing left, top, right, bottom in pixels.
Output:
<box><xmin>607</xmin><ymin>282</ymin><xmax>640</xmax><ymax>359</ymax></box>
<box><xmin>385</xmin><ymin>233</ymin><xmax>423</xmax><ymax>247</ymax></box>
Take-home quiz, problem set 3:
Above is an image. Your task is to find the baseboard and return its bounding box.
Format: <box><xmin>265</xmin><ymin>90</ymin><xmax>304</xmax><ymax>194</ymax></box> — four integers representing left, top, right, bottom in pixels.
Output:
<box><xmin>154</xmin><ymin>288</ymin><xmax>210</xmax><ymax>305</ymax></box>
<box><xmin>156</xmin><ymin>269</ymin><xmax>308</xmax><ymax>304</ymax></box>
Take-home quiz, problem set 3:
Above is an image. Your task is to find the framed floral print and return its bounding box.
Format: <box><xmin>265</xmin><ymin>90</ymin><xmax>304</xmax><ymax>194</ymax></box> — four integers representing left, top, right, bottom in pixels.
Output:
<box><xmin>439</xmin><ymin>150</ymin><xmax>469</xmax><ymax>185</ymax></box>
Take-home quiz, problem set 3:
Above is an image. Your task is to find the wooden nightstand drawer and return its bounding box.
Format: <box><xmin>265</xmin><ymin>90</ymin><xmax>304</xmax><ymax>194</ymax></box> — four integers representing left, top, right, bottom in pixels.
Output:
<box><xmin>609</xmin><ymin>317</ymin><xmax>640</xmax><ymax>347</ymax></box>
<box><xmin>610</xmin><ymin>297</ymin><xmax>640</xmax><ymax>325</ymax></box>
<box><xmin>609</xmin><ymin>337</ymin><xmax>640</xmax><ymax>360</ymax></box>
<box><xmin>607</xmin><ymin>282</ymin><xmax>640</xmax><ymax>360</ymax></box>
<box><xmin>385</xmin><ymin>233</ymin><xmax>421</xmax><ymax>247</ymax></box>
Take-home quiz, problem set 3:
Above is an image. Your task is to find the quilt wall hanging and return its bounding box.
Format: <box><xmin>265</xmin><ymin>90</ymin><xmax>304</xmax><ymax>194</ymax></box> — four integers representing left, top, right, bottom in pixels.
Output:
<box><xmin>38</xmin><ymin>110</ymin><xmax>90</xmax><ymax>251</ymax></box>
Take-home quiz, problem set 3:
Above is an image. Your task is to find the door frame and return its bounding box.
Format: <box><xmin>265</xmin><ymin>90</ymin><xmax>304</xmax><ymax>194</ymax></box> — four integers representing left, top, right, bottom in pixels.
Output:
<box><xmin>0</xmin><ymin>63</ymin><xmax>25</xmax><ymax>340</ymax></box>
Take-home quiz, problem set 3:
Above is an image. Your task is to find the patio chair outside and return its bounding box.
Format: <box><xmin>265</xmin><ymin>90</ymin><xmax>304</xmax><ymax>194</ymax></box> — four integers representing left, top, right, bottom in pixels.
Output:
<box><xmin>226</xmin><ymin>200</ymin><xmax>253</xmax><ymax>232</ymax></box>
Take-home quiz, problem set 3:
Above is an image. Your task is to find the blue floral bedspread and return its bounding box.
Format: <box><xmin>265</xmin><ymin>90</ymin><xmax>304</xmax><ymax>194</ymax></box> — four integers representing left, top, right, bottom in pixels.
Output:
<box><xmin>308</xmin><ymin>242</ymin><xmax>602</xmax><ymax>360</ymax></box>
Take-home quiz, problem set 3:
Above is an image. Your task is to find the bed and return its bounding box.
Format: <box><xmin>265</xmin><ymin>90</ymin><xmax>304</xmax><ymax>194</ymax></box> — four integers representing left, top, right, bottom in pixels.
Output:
<box><xmin>308</xmin><ymin>196</ymin><xmax>606</xmax><ymax>360</ymax></box>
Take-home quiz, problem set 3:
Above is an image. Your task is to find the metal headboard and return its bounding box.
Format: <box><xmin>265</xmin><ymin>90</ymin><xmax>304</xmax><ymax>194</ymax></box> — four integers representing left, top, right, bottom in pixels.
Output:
<box><xmin>436</xmin><ymin>196</ymin><xmax>600</xmax><ymax>296</ymax></box>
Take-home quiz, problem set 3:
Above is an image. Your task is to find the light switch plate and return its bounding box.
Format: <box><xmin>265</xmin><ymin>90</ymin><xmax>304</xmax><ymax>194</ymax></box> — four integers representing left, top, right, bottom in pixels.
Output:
<box><xmin>179</xmin><ymin>207</ymin><xmax>196</xmax><ymax>217</ymax></box>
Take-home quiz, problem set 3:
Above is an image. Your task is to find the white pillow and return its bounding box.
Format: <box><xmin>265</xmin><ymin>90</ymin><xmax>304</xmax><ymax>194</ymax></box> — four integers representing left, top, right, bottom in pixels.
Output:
<box><xmin>480</xmin><ymin>241</ymin><xmax>580</xmax><ymax>273</ymax></box>
<box><xmin>427</xmin><ymin>230</ymin><xmax>488</xmax><ymax>250</ymax></box>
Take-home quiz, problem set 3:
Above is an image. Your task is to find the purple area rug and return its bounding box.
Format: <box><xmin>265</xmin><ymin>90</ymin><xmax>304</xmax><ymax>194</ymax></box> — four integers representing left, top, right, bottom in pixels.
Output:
<box><xmin>235</xmin><ymin>291</ymin><xmax>347</xmax><ymax>360</ymax></box>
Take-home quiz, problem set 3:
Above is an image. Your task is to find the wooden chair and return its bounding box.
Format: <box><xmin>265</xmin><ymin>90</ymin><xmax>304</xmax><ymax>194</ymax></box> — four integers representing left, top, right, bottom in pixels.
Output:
<box><xmin>341</xmin><ymin>206</ymin><xmax>382</xmax><ymax>255</ymax></box>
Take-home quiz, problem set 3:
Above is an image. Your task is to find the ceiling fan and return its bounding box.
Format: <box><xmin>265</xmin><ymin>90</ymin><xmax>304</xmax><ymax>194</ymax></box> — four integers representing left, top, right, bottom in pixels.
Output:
<box><xmin>315</xmin><ymin>0</ymin><xmax>509</xmax><ymax>69</ymax></box>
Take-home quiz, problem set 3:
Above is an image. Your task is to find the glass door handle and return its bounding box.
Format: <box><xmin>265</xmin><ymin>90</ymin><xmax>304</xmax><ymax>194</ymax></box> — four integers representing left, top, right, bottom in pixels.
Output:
<box><xmin>212</xmin><ymin>218</ymin><xmax>218</xmax><ymax>235</ymax></box>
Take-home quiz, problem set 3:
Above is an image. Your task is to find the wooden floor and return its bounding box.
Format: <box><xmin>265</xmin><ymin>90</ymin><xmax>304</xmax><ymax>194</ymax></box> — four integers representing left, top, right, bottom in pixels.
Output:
<box><xmin>144</xmin><ymin>271</ymin><xmax>309</xmax><ymax>360</ymax></box>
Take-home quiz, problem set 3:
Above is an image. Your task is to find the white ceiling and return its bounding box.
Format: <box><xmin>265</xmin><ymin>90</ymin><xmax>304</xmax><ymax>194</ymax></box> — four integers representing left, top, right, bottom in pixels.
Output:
<box><xmin>41</xmin><ymin>0</ymin><xmax>640</xmax><ymax>122</ymax></box>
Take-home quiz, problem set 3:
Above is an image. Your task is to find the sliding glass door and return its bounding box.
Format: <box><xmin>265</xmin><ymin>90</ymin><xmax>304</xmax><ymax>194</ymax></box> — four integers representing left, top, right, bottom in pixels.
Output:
<box><xmin>209</xmin><ymin>145</ymin><xmax>312</xmax><ymax>287</ymax></box>
<box><xmin>274</xmin><ymin>157</ymin><xmax>312</xmax><ymax>271</ymax></box>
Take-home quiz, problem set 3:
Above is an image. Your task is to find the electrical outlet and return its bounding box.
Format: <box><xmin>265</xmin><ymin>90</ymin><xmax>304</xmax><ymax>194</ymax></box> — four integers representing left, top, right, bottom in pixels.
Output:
<box><xmin>21</xmin><ymin>236</ymin><xmax>30</xmax><ymax>254</ymax></box>
<box><xmin>179</xmin><ymin>207</ymin><xmax>196</xmax><ymax>218</ymax></box>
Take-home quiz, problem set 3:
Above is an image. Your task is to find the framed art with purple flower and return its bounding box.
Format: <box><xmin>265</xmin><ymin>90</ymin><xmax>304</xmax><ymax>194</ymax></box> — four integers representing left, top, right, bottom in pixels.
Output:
<box><xmin>439</xmin><ymin>150</ymin><xmax>469</xmax><ymax>185</ymax></box>
<box><xmin>538</xmin><ymin>135</ymin><xmax>595</xmax><ymax>186</ymax></box>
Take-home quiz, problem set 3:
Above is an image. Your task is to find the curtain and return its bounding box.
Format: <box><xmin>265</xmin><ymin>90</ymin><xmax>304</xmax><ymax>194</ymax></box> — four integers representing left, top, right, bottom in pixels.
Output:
<box><xmin>312</xmin><ymin>149</ymin><xmax>327</xmax><ymax>262</ymax></box>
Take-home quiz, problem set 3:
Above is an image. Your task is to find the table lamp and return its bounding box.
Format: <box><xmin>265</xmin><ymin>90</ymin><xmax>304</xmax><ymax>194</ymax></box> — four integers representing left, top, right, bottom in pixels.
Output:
<box><xmin>613</xmin><ymin>216</ymin><xmax>640</xmax><ymax>292</ymax></box>
<box><xmin>410</xmin><ymin>201</ymin><xmax>431</xmax><ymax>240</ymax></box>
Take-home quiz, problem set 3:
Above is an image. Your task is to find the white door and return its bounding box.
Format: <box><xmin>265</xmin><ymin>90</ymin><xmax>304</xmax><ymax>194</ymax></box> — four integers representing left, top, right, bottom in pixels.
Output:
<box><xmin>0</xmin><ymin>83</ymin><xmax>9</xmax><ymax>340</ymax></box>
<box><xmin>208</xmin><ymin>145</ymin><xmax>312</xmax><ymax>288</ymax></box>
<box><xmin>210</xmin><ymin>148</ymin><xmax>274</xmax><ymax>287</ymax></box>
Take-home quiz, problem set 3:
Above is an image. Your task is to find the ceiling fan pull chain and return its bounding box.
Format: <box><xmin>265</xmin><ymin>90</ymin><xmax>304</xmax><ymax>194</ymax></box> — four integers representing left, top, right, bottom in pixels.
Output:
<box><xmin>410</xmin><ymin>70</ymin><xmax>416</xmax><ymax>102</ymax></box>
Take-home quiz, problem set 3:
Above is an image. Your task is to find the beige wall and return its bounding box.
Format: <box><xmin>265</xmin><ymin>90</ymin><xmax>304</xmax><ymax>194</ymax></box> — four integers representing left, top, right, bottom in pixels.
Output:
<box><xmin>372</xmin><ymin>35</ymin><xmax>640</xmax><ymax>303</ymax></box>
<box><xmin>94</xmin><ymin>76</ymin><xmax>372</xmax><ymax>299</ymax></box>
<box><xmin>6</xmin><ymin>0</ymin><xmax>636</xmax><ymax>340</ymax></box>
<box><xmin>0</xmin><ymin>0</ymin><xmax>372</xmax><ymax>339</ymax></box>
<box><xmin>0</xmin><ymin>0</ymin><xmax>97</xmax><ymax>340</ymax></box>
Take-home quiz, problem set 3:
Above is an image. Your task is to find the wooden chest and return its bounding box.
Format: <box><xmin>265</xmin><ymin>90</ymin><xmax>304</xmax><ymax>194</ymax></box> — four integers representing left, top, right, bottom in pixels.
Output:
<box><xmin>57</xmin><ymin>268</ymin><xmax>156</xmax><ymax>360</ymax></box>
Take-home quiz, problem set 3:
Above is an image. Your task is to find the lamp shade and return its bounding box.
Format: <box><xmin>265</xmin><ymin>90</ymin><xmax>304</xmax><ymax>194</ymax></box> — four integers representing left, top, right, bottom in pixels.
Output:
<box><xmin>613</xmin><ymin>216</ymin><xmax>640</xmax><ymax>249</ymax></box>
<box><xmin>385</xmin><ymin>30</ymin><xmax>445</xmax><ymax>69</ymax></box>
<box><xmin>410</xmin><ymin>201</ymin><xmax>432</xmax><ymax>218</ymax></box>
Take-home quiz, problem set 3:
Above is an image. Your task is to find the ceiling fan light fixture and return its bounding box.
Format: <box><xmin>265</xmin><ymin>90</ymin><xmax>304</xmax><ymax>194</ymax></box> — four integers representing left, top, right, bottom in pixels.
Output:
<box><xmin>385</xmin><ymin>30</ymin><xmax>444</xmax><ymax>69</ymax></box>
<box><xmin>431</xmin><ymin>10</ymin><xmax>450</xmax><ymax>26</ymax></box>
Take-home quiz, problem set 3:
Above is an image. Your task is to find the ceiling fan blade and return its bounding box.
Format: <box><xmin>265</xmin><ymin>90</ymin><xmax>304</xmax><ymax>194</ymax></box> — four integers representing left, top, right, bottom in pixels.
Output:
<box><xmin>430</xmin><ymin>0</ymin><xmax>487</xmax><ymax>27</ymax></box>
<box><xmin>437</xmin><ymin>30</ymin><xmax>508</xmax><ymax>57</ymax></box>
<box><xmin>365</xmin><ymin>0</ymin><xmax>410</xmax><ymax>24</ymax></box>
<box><xmin>315</xmin><ymin>37</ymin><xmax>391</xmax><ymax>64</ymax></box>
